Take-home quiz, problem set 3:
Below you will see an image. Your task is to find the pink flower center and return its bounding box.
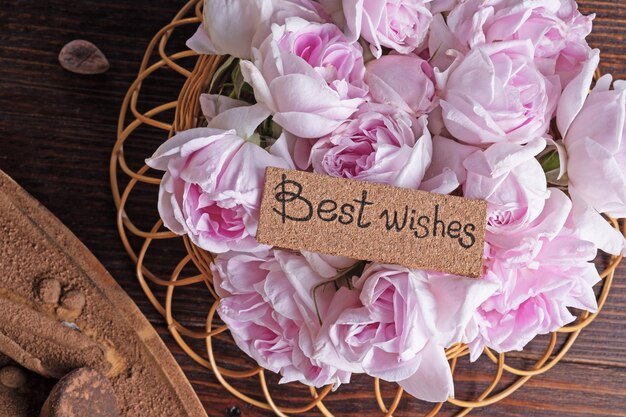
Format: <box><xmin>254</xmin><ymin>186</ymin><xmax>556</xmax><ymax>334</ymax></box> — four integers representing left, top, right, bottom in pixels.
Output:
<box><xmin>488</xmin><ymin>205</ymin><xmax>527</xmax><ymax>229</ymax></box>
<box><xmin>277</xmin><ymin>22</ymin><xmax>366</xmax><ymax>98</ymax></box>
<box><xmin>185</xmin><ymin>184</ymin><xmax>247</xmax><ymax>240</ymax></box>
<box><xmin>316</xmin><ymin>109</ymin><xmax>413</xmax><ymax>180</ymax></box>
<box><xmin>322</xmin><ymin>137</ymin><xmax>376</xmax><ymax>179</ymax></box>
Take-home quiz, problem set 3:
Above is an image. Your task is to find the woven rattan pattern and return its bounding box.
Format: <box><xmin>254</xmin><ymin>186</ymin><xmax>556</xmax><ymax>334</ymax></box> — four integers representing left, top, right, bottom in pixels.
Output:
<box><xmin>109</xmin><ymin>1</ymin><xmax>624</xmax><ymax>415</ymax></box>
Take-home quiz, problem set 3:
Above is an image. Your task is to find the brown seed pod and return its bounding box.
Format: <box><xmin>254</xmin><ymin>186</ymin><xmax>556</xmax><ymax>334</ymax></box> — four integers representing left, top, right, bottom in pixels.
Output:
<box><xmin>58</xmin><ymin>40</ymin><xmax>110</xmax><ymax>75</ymax></box>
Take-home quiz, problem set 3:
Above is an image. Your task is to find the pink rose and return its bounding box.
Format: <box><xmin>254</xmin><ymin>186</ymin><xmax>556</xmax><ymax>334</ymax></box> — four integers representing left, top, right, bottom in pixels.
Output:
<box><xmin>436</xmin><ymin>41</ymin><xmax>560</xmax><ymax>145</ymax></box>
<box><xmin>310</xmin><ymin>104</ymin><xmax>432</xmax><ymax>188</ymax></box>
<box><xmin>365</xmin><ymin>54</ymin><xmax>436</xmax><ymax>115</ymax></box>
<box><xmin>465</xmin><ymin>139</ymin><xmax>549</xmax><ymax>244</ymax></box>
<box><xmin>339</xmin><ymin>0</ymin><xmax>433</xmax><ymax>58</ymax></box>
<box><xmin>212</xmin><ymin>249</ymin><xmax>352</xmax><ymax>387</ymax></box>
<box><xmin>241</xmin><ymin>17</ymin><xmax>367</xmax><ymax>138</ymax></box>
<box><xmin>442</xmin><ymin>0</ymin><xmax>593</xmax><ymax>87</ymax></box>
<box><xmin>555</xmin><ymin>51</ymin><xmax>626</xmax><ymax>256</ymax></box>
<box><xmin>428</xmin><ymin>137</ymin><xmax>549</xmax><ymax>244</ymax></box>
<box><xmin>316</xmin><ymin>263</ymin><xmax>497</xmax><ymax>402</ymax></box>
<box><xmin>187</xmin><ymin>0</ymin><xmax>328</xmax><ymax>59</ymax></box>
<box><xmin>146</xmin><ymin>101</ymin><xmax>293</xmax><ymax>253</ymax></box>
<box><xmin>466</xmin><ymin>189</ymin><xmax>601</xmax><ymax>358</ymax></box>
<box><xmin>558</xmin><ymin>52</ymin><xmax>626</xmax><ymax>217</ymax></box>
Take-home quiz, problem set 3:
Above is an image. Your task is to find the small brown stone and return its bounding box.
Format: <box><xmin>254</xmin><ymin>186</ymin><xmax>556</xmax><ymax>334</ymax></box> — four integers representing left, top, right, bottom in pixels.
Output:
<box><xmin>58</xmin><ymin>40</ymin><xmax>110</xmax><ymax>75</ymax></box>
<box><xmin>39</xmin><ymin>368</ymin><xmax>118</xmax><ymax>417</ymax></box>
<box><xmin>37</xmin><ymin>279</ymin><xmax>61</xmax><ymax>305</ymax></box>
<box><xmin>0</xmin><ymin>366</ymin><xmax>27</xmax><ymax>389</ymax></box>
<box><xmin>60</xmin><ymin>291</ymin><xmax>85</xmax><ymax>314</ymax></box>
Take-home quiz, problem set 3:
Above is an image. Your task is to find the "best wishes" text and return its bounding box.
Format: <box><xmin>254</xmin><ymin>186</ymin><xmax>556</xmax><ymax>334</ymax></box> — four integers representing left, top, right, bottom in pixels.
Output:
<box><xmin>272</xmin><ymin>174</ymin><xmax>477</xmax><ymax>249</ymax></box>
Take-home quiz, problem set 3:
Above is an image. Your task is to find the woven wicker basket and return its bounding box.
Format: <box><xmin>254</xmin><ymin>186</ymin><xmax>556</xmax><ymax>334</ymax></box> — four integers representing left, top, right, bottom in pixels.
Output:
<box><xmin>110</xmin><ymin>1</ymin><xmax>625</xmax><ymax>415</ymax></box>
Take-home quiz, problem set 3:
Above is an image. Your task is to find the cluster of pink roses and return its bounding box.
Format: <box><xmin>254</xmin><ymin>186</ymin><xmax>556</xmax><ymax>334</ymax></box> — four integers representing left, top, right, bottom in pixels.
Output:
<box><xmin>148</xmin><ymin>0</ymin><xmax>626</xmax><ymax>402</ymax></box>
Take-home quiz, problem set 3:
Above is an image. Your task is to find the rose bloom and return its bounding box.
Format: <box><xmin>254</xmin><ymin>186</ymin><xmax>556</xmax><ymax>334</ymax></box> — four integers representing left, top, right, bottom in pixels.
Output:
<box><xmin>436</xmin><ymin>40</ymin><xmax>560</xmax><ymax>145</ymax></box>
<box><xmin>555</xmin><ymin>50</ymin><xmax>626</xmax><ymax>256</ymax></box>
<box><xmin>310</xmin><ymin>103</ymin><xmax>432</xmax><ymax>188</ymax></box>
<box><xmin>365</xmin><ymin>54</ymin><xmax>436</xmax><ymax>116</ymax></box>
<box><xmin>187</xmin><ymin>0</ymin><xmax>328</xmax><ymax>59</ymax></box>
<box><xmin>442</xmin><ymin>0</ymin><xmax>593</xmax><ymax>87</ymax></box>
<box><xmin>241</xmin><ymin>17</ymin><xmax>367</xmax><ymax>138</ymax></box>
<box><xmin>146</xmin><ymin>100</ymin><xmax>293</xmax><ymax>254</ymax></box>
<box><xmin>465</xmin><ymin>139</ymin><xmax>548</xmax><ymax>243</ymax></box>
<box><xmin>333</xmin><ymin>0</ymin><xmax>433</xmax><ymax>58</ymax></box>
<box><xmin>466</xmin><ymin>189</ymin><xmax>601</xmax><ymax>358</ymax></box>
<box><xmin>558</xmin><ymin>51</ymin><xmax>626</xmax><ymax>217</ymax></box>
<box><xmin>425</xmin><ymin>136</ymin><xmax>549</xmax><ymax>245</ymax></box>
<box><xmin>315</xmin><ymin>263</ymin><xmax>497</xmax><ymax>402</ymax></box>
<box><xmin>211</xmin><ymin>249</ymin><xmax>353</xmax><ymax>387</ymax></box>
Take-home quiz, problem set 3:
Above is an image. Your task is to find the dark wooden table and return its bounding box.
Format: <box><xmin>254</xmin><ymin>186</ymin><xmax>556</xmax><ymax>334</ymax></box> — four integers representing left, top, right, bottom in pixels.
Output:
<box><xmin>1</xmin><ymin>1</ymin><xmax>625</xmax><ymax>416</ymax></box>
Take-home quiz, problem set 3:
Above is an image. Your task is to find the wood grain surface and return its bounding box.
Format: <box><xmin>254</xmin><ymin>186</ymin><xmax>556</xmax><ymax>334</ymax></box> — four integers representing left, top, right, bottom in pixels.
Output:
<box><xmin>0</xmin><ymin>1</ymin><xmax>625</xmax><ymax>416</ymax></box>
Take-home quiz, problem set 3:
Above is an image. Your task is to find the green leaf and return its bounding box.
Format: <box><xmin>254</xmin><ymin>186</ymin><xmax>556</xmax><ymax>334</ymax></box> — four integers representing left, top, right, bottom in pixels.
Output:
<box><xmin>231</xmin><ymin>64</ymin><xmax>245</xmax><ymax>99</ymax></box>
<box><xmin>240</xmin><ymin>82</ymin><xmax>254</xmax><ymax>95</ymax></box>
<box><xmin>246</xmin><ymin>133</ymin><xmax>262</xmax><ymax>147</ymax></box>
<box><xmin>209</xmin><ymin>56</ymin><xmax>236</xmax><ymax>94</ymax></box>
<box><xmin>546</xmin><ymin>168</ymin><xmax>569</xmax><ymax>187</ymax></box>
<box><xmin>271</xmin><ymin>119</ymin><xmax>283</xmax><ymax>139</ymax></box>
<box><xmin>540</xmin><ymin>150</ymin><xmax>561</xmax><ymax>174</ymax></box>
